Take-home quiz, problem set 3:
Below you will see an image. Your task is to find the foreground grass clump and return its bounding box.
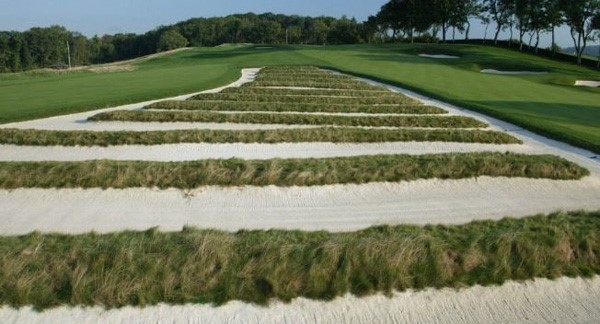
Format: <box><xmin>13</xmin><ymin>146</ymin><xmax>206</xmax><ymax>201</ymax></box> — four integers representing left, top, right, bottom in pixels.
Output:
<box><xmin>146</xmin><ymin>100</ymin><xmax>447</xmax><ymax>115</ymax></box>
<box><xmin>0</xmin><ymin>211</ymin><xmax>598</xmax><ymax>309</ymax></box>
<box><xmin>88</xmin><ymin>110</ymin><xmax>486</xmax><ymax>128</ymax></box>
<box><xmin>0</xmin><ymin>128</ymin><xmax>520</xmax><ymax>146</ymax></box>
<box><xmin>0</xmin><ymin>153</ymin><xmax>587</xmax><ymax>189</ymax></box>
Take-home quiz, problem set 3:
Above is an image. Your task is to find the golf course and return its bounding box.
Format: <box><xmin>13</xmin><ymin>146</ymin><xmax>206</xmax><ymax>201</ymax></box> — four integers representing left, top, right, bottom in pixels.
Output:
<box><xmin>0</xmin><ymin>43</ymin><xmax>599</xmax><ymax>322</ymax></box>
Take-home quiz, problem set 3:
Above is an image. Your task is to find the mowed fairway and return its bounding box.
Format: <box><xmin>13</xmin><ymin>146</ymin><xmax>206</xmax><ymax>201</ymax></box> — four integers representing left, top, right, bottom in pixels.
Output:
<box><xmin>0</xmin><ymin>58</ymin><xmax>599</xmax><ymax>319</ymax></box>
<box><xmin>0</xmin><ymin>44</ymin><xmax>598</xmax><ymax>152</ymax></box>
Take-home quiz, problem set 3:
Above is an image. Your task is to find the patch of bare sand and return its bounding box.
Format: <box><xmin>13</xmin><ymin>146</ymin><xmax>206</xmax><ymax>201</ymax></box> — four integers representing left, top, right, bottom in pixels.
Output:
<box><xmin>0</xmin><ymin>142</ymin><xmax>529</xmax><ymax>162</ymax></box>
<box><xmin>1</xmin><ymin>176</ymin><xmax>599</xmax><ymax>235</ymax></box>
<box><xmin>575</xmin><ymin>80</ymin><xmax>600</xmax><ymax>88</ymax></box>
<box><xmin>2</xmin><ymin>276</ymin><xmax>599</xmax><ymax>324</ymax></box>
<box><xmin>481</xmin><ymin>69</ymin><xmax>547</xmax><ymax>75</ymax></box>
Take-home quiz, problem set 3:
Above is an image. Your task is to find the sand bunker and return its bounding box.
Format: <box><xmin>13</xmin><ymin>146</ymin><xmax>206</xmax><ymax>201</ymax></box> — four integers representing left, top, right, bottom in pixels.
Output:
<box><xmin>575</xmin><ymin>80</ymin><xmax>600</xmax><ymax>88</ymax></box>
<box><xmin>419</xmin><ymin>54</ymin><xmax>459</xmax><ymax>59</ymax></box>
<box><xmin>481</xmin><ymin>69</ymin><xmax>547</xmax><ymax>75</ymax></box>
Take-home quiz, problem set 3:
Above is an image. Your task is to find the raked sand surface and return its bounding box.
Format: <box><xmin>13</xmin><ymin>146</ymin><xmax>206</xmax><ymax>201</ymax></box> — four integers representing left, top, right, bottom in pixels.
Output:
<box><xmin>0</xmin><ymin>68</ymin><xmax>598</xmax><ymax>235</ymax></box>
<box><xmin>3</xmin><ymin>276</ymin><xmax>599</xmax><ymax>324</ymax></box>
<box><xmin>1</xmin><ymin>68</ymin><xmax>600</xmax><ymax>323</ymax></box>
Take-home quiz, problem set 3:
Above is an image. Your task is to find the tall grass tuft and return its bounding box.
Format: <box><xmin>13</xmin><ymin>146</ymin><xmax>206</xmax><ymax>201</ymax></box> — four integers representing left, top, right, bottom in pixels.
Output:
<box><xmin>0</xmin><ymin>128</ymin><xmax>521</xmax><ymax>146</ymax></box>
<box><xmin>88</xmin><ymin>110</ymin><xmax>487</xmax><ymax>128</ymax></box>
<box><xmin>0</xmin><ymin>211</ymin><xmax>598</xmax><ymax>309</ymax></box>
<box><xmin>0</xmin><ymin>153</ymin><xmax>588</xmax><ymax>189</ymax></box>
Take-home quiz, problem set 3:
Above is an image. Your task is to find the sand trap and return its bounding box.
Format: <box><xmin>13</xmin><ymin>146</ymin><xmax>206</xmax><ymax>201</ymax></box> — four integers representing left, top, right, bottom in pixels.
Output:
<box><xmin>419</xmin><ymin>54</ymin><xmax>460</xmax><ymax>59</ymax></box>
<box><xmin>575</xmin><ymin>80</ymin><xmax>600</xmax><ymax>88</ymax></box>
<box><xmin>481</xmin><ymin>69</ymin><xmax>547</xmax><ymax>75</ymax></box>
<box><xmin>0</xmin><ymin>142</ymin><xmax>530</xmax><ymax>162</ymax></box>
<box><xmin>0</xmin><ymin>70</ymin><xmax>599</xmax><ymax>235</ymax></box>
<box><xmin>2</xmin><ymin>276</ymin><xmax>598</xmax><ymax>323</ymax></box>
<box><xmin>1</xmin><ymin>176</ymin><xmax>599</xmax><ymax>235</ymax></box>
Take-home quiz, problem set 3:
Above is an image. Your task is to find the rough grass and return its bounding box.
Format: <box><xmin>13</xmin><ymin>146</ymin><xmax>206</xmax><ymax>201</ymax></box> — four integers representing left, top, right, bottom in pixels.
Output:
<box><xmin>248</xmin><ymin>80</ymin><xmax>381</xmax><ymax>90</ymax></box>
<box><xmin>0</xmin><ymin>211</ymin><xmax>598</xmax><ymax>310</ymax></box>
<box><xmin>88</xmin><ymin>110</ymin><xmax>486</xmax><ymax>128</ymax></box>
<box><xmin>0</xmin><ymin>153</ymin><xmax>587</xmax><ymax>189</ymax></box>
<box><xmin>221</xmin><ymin>86</ymin><xmax>402</xmax><ymax>97</ymax></box>
<box><xmin>0</xmin><ymin>128</ymin><xmax>521</xmax><ymax>146</ymax></box>
<box><xmin>188</xmin><ymin>93</ymin><xmax>416</xmax><ymax>105</ymax></box>
<box><xmin>145</xmin><ymin>100</ymin><xmax>447</xmax><ymax>114</ymax></box>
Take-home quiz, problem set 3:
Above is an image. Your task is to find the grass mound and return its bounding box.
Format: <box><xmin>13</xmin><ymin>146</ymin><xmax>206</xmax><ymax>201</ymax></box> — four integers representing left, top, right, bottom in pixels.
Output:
<box><xmin>0</xmin><ymin>153</ymin><xmax>587</xmax><ymax>189</ymax></box>
<box><xmin>1</xmin><ymin>211</ymin><xmax>598</xmax><ymax>309</ymax></box>
<box><xmin>145</xmin><ymin>100</ymin><xmax>446</xmax><ymax>114</ymax></box>
<box><xmin>88</xmin><ymin>110</ymin><xmax>486</xmax><ymax>128</ymax></box>
<box><xmin>0</xmin><ymin>128</ymin><xmax>521</xmax><ymax>146</ymax></box>
<box><xmin>188</xmin><ymin>93</ymin><xmax>416</xmax><ymax>105</ymax></box>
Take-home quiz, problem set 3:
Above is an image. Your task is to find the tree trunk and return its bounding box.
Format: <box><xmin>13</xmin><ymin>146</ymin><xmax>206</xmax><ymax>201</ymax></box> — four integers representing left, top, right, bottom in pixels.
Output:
<box><xmin>442</xmin><ymin>23</ymin><xmax>447</xmax><ymax>43</ymax></box>
<box><xmin>534</xmin><ymin>30</ymin><xmax>540</xmax><ymax>53</ymax></box>
<box><xmin>465</xmin><ymin>21</ymin><xmax>471</xmax><ymax>41</ymax></box>
<box><xmin>484</xmin><ymin>23</ymin><xmax>489</xmax><ymax>44</ymax></box>
<box><xmin>551</xmin><ymin>24</ymin><xmax>556</xmax><ymax>57</ymax></box>
<box><xmin>494</xmin><ymin>24</ymin><xmax>502</xmax><ymax>45</ymax></box>
<box><xmin>452</xmin><ymin>26</ymin><xmax>456</xmax><ymax>42</ymax></box>
<box><xmin>519</xmin><ymin>29</ymin><xmax>524</xmax><ymax>51</ymax></box>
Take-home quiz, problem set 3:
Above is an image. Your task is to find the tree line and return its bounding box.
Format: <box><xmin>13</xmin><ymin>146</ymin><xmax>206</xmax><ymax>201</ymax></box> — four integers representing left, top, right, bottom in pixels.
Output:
<box><xmin>1</xmin><ymin>5</ymin><xmax>599</xmax><ymax>72</ymax></box>
<box><xmin>373</xmin><ymin>0</ymin><xmax>600</xmax><ymax>64</ymax></box>
<box><xmin>0</xmin><ymin>13</ymin><xmax>369</xmax><ymax>72</ymax></box>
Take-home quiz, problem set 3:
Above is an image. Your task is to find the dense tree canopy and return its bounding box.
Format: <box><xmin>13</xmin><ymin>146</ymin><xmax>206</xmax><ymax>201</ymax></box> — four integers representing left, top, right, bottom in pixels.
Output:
<box><xmin>375</xmin><ymin>0</ymin><xmax>600</xmax><ymax>63</ymax></box>
<box><xmin>2</xmin><ymin>4</ymin><xmax>600</xmax><ymax>72</ymax></box>
<box><xmin>0</xmin><ymin>13</ymin><xmax>367</xmax><ymax>72</ymax></box>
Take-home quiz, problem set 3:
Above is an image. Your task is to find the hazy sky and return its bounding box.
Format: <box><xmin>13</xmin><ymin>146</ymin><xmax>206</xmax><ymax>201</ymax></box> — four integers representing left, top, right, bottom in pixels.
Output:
<box><xmin>0</xmin><ymin>0</ymin><xmax>592</xmax><ymax>48</ymax></box>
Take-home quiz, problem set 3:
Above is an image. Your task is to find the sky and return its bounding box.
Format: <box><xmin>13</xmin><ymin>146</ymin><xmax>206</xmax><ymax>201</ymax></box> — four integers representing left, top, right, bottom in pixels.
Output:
<box><xmin>0</xmin><ymin>0</ymin><xmax>595</xmax><ymax>49</ymax></box>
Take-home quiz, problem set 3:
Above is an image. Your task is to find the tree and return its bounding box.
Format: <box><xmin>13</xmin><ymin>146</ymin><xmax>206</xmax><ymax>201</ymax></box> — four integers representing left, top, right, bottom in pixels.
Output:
<box><xmin>592</xmin><ymin>13</ymin><xmax>600</xmax><ymax>67</ymax></box>
<box><xmin>560</xmin><ymin>0</ymin><xmax>600</xmax><ymax>64</ymax></box>
<box><xmin>484</xmin><ymin>0</ymin><xmax>515</xmax><ymax>44</ymax></box>
<box><xmin>328</xmin><ymin>17</ymin><xmax>361</xmax><ymax>44</ymax></box>
<box><xmin>157</xmin><ymin>29</ymin><xmax>188</xmax><ymax>52</ymax></box>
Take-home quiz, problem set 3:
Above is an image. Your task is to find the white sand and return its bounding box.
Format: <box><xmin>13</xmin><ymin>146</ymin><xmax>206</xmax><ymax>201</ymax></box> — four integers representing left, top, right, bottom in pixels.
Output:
<box><xmin>1</xmin><ymin>68</ymin><xmax>600</xmax><ymax>322</ymax></box>
<box><xmin>1</xmin><ymin>176</ymin><xmax>599</xmax><ymax>235</ymax></box>
<box><xmin>0</xmin><ymin>69</ymin><xmax>598</xmax><ymax>235</ymax></box>
<box><xmin>0</xmin><ymin>142</ymin><xmax>530</xmax><ymax>162</ymax></box>
<box><xmin>419</xmin><ymin>54</ymin><xmax>460</xmax><ymax>59</ymax></box>
<box><xmin>481</xmin><ymin>69</ymin><xmax>547</xmax><ymax>75</ymax></box>
<box><xmin>3</xmin><ymin>276</ymin><xmax>599</xmax><ymax>324</ymax></box>
<box><xmin>575</xmin><ymin>80</ymin><xmax>600</xmax><ymax>88</ymax></box>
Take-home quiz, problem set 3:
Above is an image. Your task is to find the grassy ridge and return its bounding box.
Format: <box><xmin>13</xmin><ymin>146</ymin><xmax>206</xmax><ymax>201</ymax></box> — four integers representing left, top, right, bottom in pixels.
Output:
<box><xmin>221</xmin><ymin>87</ymin><xmax>403</xmax><ymax>97</ymax></box>
<box><xmin>88</xmin><ymin>110</ymin><xmax>486</xmax><ymax>128</ymax></box>
<box><xmin>1</xmin><ymin>211</ymin><xmax>598</xmax><ymax>309</ymax></box>
<box><xmin>0</xmin><ymin>128</ymin><xmax>521</xmax><ymax>146</ymax></box>
<box><xmin>145</xmin><ymin>100</ymin><xmax>447</xmax><ymax>114</ymax></box>
<box><xmin>188</xmin><ymin>93</ymin><xmax>416</xmax><ymax>105</ymax></box>
<box><xmin>0</xmin><ymin>153</ymin><xmax>588</xmax><ymax>189</ymax></box>
<box><xmin>223</xmin><ymin>86</ymin><xmax>405</xmax><ymax>96</ymax></box>
<box><xmin>249</xmin><ymin>80</ymin><xmax>381</xmax><ymax>90</ymax></box>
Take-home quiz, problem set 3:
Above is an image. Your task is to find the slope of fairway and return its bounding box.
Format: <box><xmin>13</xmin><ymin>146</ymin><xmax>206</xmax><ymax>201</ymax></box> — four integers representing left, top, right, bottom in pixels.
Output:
<box><xmin>297</xmin><ymin>44</ymin><xmax>600</xmax><ymax>153</ymax></box>
<box><xmin>0</xmin><ymin>44</ymin><xmax>598</xmax><ymax>152</ymax></box>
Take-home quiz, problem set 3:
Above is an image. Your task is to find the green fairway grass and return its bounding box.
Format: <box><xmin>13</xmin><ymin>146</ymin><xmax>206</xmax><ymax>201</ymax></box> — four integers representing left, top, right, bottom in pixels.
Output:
<box><xmin>1</xmin><ymin>44</ymin><xmax>598</xmax><ymax>151</ymax></box>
